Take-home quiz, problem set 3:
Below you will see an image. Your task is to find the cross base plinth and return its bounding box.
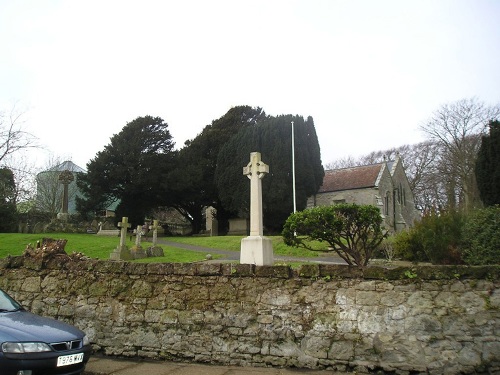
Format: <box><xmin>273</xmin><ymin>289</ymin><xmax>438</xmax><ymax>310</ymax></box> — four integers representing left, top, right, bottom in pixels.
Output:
<box><xmin>110</xmin><ymin>245</ymin><xmax>133</xmax><ymax>261</ymax></box>
<box><xmin>240</xmin><ymin>236</ymin><xmax>274</xmax><ymax>266</ymax></box>
<box><xmin>130</xmin><ymin>245</ymin><xmax>147</xmax><ymax>259</ymax></box>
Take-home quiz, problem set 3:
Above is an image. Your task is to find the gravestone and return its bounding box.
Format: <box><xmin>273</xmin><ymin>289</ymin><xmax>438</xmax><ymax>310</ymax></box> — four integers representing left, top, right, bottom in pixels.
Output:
<box><xmin>227</xmin><ymin>218</ymin><xmax>248</xmax><ymax>235</ymax></box>
<box><xmin>205</xmin><ymin>206</ymin><xmax>218</xmax><ymax>236</ymax></box>
<box><xmin>150</xmin><ymin>220</ymin><xmax>159</xmax><ymax>246</ymax></box>
<box><xmin>146</xmin><ymin>219</ymin><xmax>164</xmax><ymax>257</ymax></box>
<box><xmin>240</xmin><ymin>152</ymin><xmax>274</xmax><ymax>265</ymax></box>
<box><xmin>110</xmin><ymin>217</ymin><xmax>132</xmax><ymax>260</ymax></box>
<box><xmin>130</xmin><ymin>225</ymin><xmax>146</xmax><ymax>259</ymax></box>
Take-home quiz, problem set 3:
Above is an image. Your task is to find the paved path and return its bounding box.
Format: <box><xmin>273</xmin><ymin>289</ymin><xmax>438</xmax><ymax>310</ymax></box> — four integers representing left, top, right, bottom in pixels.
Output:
<box><xmin>157</xmin><ymin>239</ymin><xmax>347</xmax><ymax>265</ymax></box>
<box><xmin>83</xmin><ymin>356</ymin><xmax>348</xmax><ymax>375</ymax></box>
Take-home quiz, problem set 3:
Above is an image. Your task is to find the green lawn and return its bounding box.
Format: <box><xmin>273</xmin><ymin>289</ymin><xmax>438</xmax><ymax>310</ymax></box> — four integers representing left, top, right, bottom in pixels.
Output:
<box><xmin>0</xmin><ymin>233</ymin><xmax>327</xmax><ymax>262</ymax></box>
<box><xmin>0</xmin><ymin>233</ymin><xmax>219</xmax><ymax>263</ymax></box>
<box><xmin>168</xmin><ymin>235</ymin><xmax>326</xmax><ymax>257</ymax></box>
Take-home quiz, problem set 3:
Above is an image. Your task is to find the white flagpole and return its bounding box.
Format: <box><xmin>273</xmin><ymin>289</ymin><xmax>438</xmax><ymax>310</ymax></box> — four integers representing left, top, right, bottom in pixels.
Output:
<box><xmin>291</xmin><ymin>121</ymin><xmax>297</xmax><ymax>213</ymax></box>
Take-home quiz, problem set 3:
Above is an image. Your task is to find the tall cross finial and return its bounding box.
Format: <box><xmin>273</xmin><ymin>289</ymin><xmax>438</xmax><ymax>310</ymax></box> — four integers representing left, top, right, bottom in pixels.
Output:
<box><xmin>240</xmin><ymin>152</ymin><xmax>274</xmax><ymax>265</ymax></box>
<box><xmin>242</xmin><ymin>152</ymin><xmax>269</xmax><ymax>236</ymax></box>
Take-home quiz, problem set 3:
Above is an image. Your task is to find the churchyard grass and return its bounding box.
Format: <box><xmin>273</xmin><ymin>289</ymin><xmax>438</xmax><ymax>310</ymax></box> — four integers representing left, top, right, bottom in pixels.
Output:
<box><xmin>166</xmin><ymin>236</ymin><xmax>325</xmax><ymax>257</ymax></box>
<box><xmin>0</xmin><ymin>233</ymin><xmax>218</xmax><ymax>263</ymax></box>
<box><xmin>0</xmin><ymin>233</ymin><xmax>326</xmax><ymax>261</ymax></box>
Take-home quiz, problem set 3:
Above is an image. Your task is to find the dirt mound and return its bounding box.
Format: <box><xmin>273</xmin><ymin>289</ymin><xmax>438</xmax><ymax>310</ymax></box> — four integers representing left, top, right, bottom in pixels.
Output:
<box><xmin>23</xmin><ymin>238</ymin><xmax>70</xmax><ymax>261</ymax></box>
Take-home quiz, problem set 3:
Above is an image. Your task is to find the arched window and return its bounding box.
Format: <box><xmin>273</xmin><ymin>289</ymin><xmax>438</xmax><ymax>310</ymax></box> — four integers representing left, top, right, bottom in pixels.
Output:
<box><xmin>384</xmin><ymin>191</ymin><xmax>390</xmax><ymax>216</ymax></box>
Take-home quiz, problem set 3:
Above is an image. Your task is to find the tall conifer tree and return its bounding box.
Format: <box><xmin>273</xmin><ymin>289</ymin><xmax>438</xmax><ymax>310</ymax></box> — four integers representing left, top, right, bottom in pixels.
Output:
<box><xmin>215</xmin><ymin>114</ymin><xmax>324</xmax><ymax>232</ymax></box>
<box><xmin>476</xmin><ymin>120</ymin><xmax>500</xmax><ymax>206</ymax></box>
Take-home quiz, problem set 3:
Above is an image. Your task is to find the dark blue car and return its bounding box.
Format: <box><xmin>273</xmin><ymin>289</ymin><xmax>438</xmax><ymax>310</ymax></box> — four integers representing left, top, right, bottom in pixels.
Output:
<box><xmin>0</xmin><ymin>289</ymin><xmax>91</xmax><ymax>375</ymax></box>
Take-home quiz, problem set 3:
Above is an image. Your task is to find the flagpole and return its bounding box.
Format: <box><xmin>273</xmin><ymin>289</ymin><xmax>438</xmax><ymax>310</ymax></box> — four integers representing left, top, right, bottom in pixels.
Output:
<box><xmin>291</xmin><ymin>121</ymin><xmax>297</xmax><ymax>213</ymax></box>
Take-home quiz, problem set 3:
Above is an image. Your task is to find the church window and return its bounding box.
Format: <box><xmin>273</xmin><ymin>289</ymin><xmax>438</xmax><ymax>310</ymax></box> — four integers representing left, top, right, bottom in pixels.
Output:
<box><xmin>384</xmin><ymin>192</ymin><xmax>390</xmax><ymax>216</ymax></box>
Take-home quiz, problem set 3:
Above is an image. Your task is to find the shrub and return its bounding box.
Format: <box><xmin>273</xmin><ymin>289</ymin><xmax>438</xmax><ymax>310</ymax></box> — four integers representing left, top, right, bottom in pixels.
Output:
<box><xmin>392</xmin><ymin>230</ymin><xmax>427</xmax><ymax>263</ymax></box>
<box><xmin>282</xmin><ymin>203</ymin><xmax>387</xmax><ymax>268</ymax></box>
<box><xmin>377</xmin><ymin>236</ymin><xmax>396</xmax><ymax>262</ymax></box>
<box><xmin>393</xmin><ymin>209</ymin><xmax>464</xmax><ymax>264</ymax></box>
<box><xmin>461</xmin><ymin>205</ymin><xmax>500</xmax><ymax>265</ymax></box>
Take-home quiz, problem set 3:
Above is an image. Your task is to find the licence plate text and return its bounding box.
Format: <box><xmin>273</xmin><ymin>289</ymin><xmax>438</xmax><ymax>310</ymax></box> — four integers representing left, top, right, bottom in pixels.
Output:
<box><xmin>57</xmin><ymin>353</ymin><xmax>84</xmax><ymax>367</ymax></box>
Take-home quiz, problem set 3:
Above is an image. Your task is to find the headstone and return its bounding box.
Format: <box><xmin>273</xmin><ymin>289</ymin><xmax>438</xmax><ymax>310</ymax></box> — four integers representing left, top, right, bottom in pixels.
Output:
<box><xmin>146</xmin><ymin>219</ymin><xmax>164</xmax><ymax>257</ymax></box>
<box><xmin>130</xmin><ymin>225</ymin><xmax>146</xmax><ymax>259</ymax></box>
<box><xmin>135</xmin><ymin>225</ymin><xmax>142</xmax><ymax>246</ymax></box>
<box><xmin>227</xmin><ymin>218</ymin><xmax>248</xmax><ymax>235</ymax></box>
<box><xmin>205</xmin><ymin>206</ymin><xmax>218</xmax><ymax>236</ymax></box>
<box><xmin>240</xmin><ymin>152</ymin><xmax>274</xmax><ymax>265</ymax></box>
<box><xmin>57</xmin><ymin>169</ymin><xmax>74</xmax><ymax>221</ymax></box>
<box><xmin>110</xmin><ymin>217</ymin><xmax>132</xmax><ymax>260</ymax></box>
<box><xmin>150</xmin><ymin>220</ymin><xmax>159</xmax><ymax>246</ymax></box>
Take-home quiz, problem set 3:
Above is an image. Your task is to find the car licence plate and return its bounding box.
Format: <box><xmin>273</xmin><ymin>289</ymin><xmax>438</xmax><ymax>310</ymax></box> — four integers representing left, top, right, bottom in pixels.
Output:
<box><xmin>57</xmin><ymin>353</ymin><xmax>84</xmax><ymax>367</ymax></box>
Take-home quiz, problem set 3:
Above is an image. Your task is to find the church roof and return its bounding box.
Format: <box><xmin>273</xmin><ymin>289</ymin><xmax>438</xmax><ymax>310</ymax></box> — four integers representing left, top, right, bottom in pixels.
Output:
<box><xmin>318</xmin><ymin>163</ymin><xmax>384</xmax><ymax>193</ymax></box>
<box><xmin>46</xmin><ymin>161</ymin><xmax>86</xmax><ymax>173</ymax></box>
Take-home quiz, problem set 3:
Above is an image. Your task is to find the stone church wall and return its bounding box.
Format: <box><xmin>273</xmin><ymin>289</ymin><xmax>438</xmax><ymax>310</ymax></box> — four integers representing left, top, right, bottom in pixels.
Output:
<box><xmin>307</xmin><ymin>187</ymin><xmax>379</xmax><ymax>208</ymax></box>
<box><xmin>0</xmin><ymin>257</ymin><xmax>499</xmax><ymax>374</ymax></box>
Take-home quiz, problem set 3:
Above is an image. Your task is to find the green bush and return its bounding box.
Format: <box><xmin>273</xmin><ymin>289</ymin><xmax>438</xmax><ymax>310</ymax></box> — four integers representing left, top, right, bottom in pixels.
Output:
<box><xmin>393</xmin><ymin>229</ymin><xmax>427</xmax><ymax>263</ymax></box>
<box><xmin>393</xmin><ymin>209</ymin><xmax>464</xmax><ymax>264</ymax></box>
<box><xmin>461</xmin><ymin>205</ymin><xmax>500</xmax><ymax>265</ymax></box>
<box><xmin>282</xmin><ymin>203</ymin><xmax>387</xmax><ymax>268</ymax></box>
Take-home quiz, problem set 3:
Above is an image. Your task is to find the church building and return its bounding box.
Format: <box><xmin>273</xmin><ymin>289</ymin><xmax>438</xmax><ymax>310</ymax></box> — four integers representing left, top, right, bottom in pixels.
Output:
<box><xmin>307</xmin><ymin>154</ymin><xmax>420</xmax><ymax>232</ymax></box>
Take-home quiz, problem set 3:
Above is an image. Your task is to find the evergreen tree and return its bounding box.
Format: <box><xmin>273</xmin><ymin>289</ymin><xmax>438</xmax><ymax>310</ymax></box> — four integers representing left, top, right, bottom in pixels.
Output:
<box><xmin>215</xmin><ymin>114</ymin><xmax>324</xmax><ymax>233</ymax></box>
<box><xmin>169</xmin><ymin>106</ymin><xmax>266</xmax><ymax>233</ymax></box>
<box><xmin>476</xmin><ymin>120</ymin><xmax>500</xmax><ymax>206</ymax></box>
<box><xmin>0</xmin><ymin>168</ymin><xmax>18</xmax><ymax>232</ymax></box>
<box><xmin>76</xmin><ymin>116</ymin><xmax>175</xmax><ymax>226</ymax></box>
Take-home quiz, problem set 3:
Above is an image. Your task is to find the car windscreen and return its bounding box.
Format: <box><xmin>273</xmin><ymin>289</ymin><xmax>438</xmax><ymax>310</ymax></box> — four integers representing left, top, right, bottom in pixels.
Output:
<box><xmin>0</xmin><ymin>289</ymin><xmax>23</xmax><ymax>312</ymax></box>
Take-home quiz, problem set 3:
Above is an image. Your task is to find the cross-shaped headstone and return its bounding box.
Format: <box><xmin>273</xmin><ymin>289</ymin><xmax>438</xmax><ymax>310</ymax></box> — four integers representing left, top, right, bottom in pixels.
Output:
<box><xmin>243</xmin><ymin>152</ymin><xmax>269</xmax><ymax>236</ymax></box>
<box><xmin>149</xmin><ymin>219</ymin><xmax>159</xmax><ymax>246</ymax></box>
<box><xmin>135</xmin><ymin>225</ymin><xmax>143</xmax><ymax>247</ymax></box>
<box><xmin>118</xmin><ymin>217</ymin><xmax>131</xmax><ymax>248</ymax></box>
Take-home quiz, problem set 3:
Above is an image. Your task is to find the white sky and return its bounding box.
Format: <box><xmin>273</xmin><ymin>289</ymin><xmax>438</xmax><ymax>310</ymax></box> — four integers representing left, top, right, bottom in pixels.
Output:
<box><xmin>1</xmin><ymin>0</ymin><xmax>499</xmax><ymax>170</ymax></box>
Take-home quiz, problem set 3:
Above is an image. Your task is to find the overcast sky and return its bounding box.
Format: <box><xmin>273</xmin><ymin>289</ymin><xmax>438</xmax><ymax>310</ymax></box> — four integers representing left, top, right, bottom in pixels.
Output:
<box><xmin>1</xmin><ymin>0</ymin><xmax>499</xmax><ymax>170</ymax></box>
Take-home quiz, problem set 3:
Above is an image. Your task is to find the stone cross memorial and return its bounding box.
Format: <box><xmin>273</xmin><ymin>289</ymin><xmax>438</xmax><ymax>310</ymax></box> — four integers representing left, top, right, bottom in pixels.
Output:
<box><xmin>57</xmin><ymin>169</ymin><xmax>74</xmax><ymax>221</ymax></box>
<box><xmin>110</xmin><ymin>216</ymin><xmax>132</xmax><ymax>260</ymax></box>
<box><xmin>240</xmin><ymin>152</ymin><xmax>274</xmax><ymax>265</ymax></box>
<box><xmin>146</xmin><ymin>219</ymin><xmax>164</xmax><ymax>257</ymax></box>
<box><xmin>135</xmin><ymin>225</ymin><xmax>143</xmax><ymax>247</ymax></box>
<box><xmin>150</xmin><ymin>219</ymin><xmax>159</xmax><ymax>246</ymax></box>
<box><xmin>131</xmin><ymin>224</ymin><xmax>146</xmax><ymax>259</ymax></box>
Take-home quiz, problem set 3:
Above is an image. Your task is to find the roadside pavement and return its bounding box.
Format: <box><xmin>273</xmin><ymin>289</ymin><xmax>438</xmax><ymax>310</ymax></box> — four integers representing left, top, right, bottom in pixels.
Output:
<box><xmin>83</xmin><ymin>356</ymin><xmax>350</xmax><ymax>375</ymax></box>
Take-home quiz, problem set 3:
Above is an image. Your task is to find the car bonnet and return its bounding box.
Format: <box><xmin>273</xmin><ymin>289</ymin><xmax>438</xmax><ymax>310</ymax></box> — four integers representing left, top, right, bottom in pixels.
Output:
<box><xmin>0</xmin><ymin>311</ymin><xmax>84</xmax><ymax>344</ymax></box>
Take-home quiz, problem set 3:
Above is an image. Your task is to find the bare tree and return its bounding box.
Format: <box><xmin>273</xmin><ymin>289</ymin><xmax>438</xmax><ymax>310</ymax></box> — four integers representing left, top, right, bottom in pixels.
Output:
<box><xmin>325</xmin><ymin>155</ymin><xmax>359</xmax><ymax>170</ymax></box>
<box><xmin>420</xmin><ymin>98</ymin><xmax>500</xmax><ymax>212</ymax></box>
<box><xmin>0</xmin><ymin>106</ymin><xmax>40</xmax><ymax>210</ymax></box>
<box><xmin>0</xmin><ymin>107</ymin><xmax>38</xmax><ymax>164</ymax></box>
<box><xmin>7</xmin><ymin>153</ymin><xmax>38</xmax><ymax>209</ymax></box>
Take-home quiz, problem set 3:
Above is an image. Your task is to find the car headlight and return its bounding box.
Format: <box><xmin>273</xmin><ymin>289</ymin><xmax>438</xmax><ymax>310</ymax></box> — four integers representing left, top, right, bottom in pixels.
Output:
<box><xmin>83</xmin><ymin>335</ymin><xmax>90</xmax><ymax>346</ymax></box>
<box><xmin>1</xmin><ymin>342</ymin><xmax>52</xmax><ymax>353</ymax></box>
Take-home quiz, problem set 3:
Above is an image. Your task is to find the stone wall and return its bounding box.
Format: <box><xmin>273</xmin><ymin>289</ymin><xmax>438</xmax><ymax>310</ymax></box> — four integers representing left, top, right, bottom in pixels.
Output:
<box><xmin>0</xmin><ymin>256</ymin><xmax>499</xmax><ymax>374</ymax></box>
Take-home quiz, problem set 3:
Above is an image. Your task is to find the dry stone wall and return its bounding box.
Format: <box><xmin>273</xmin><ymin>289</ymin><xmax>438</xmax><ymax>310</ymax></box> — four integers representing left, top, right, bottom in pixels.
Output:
<box><xmin>0</xmin><ymin>256</ymin><xmax>499</xmax><ymax>374</ymax></box>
